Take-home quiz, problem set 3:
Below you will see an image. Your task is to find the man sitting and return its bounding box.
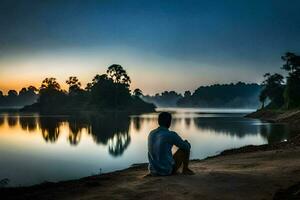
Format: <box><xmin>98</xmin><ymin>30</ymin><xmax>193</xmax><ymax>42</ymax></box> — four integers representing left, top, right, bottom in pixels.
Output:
<box><xmin>148</xmin><ymin>112</ymin><xmax>194</xmax><ymax>176</ymax></box>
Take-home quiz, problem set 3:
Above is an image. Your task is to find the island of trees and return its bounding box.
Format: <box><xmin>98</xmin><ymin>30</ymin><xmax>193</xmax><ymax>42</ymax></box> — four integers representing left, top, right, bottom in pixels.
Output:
<box><xmin>14</xmin><ymin>64</ymin><xmax>155</xmax><ymax>114</ymax></box>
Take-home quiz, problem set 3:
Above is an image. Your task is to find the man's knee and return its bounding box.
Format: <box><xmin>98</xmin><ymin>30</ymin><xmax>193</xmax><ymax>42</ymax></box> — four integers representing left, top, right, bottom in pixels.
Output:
<box><xmin>175</xmin><ymin>148</ymin><xmax>189</xmax><ymax>157</ymax></box>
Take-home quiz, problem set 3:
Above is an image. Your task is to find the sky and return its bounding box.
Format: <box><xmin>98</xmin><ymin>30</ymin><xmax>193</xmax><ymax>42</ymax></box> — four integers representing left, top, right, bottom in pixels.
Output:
<box><xmin>0</xmin><ymin>0</ymin><xmax>300</xmax><ymax>95</ymax></box>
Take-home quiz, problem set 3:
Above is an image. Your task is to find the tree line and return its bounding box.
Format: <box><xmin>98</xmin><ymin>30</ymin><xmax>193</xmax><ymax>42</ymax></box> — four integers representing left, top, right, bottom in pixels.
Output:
<box><xmin>0</xmin><ymin>86</ymin><xmax>38</xmax><ymax>108</ymax></box>
<box><xmin>18</xmin><ymin>64</ymin><xmax>155</xmax><ymax>113</ymax></box>
<box><xmin>143</xmin><ymin>82</ymin><xmax>262</xmax><ymax>108</ymax></box>
<box><xmin>259</xmin><ymin>52</ymin><xmax>300</xmax><ymax>109</ymax></box>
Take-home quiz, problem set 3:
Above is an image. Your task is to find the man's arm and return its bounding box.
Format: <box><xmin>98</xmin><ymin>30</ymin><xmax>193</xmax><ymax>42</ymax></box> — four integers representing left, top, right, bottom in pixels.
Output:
<box><xmin>171</xmin><ymin>132</ymin><xmax>191</xmax><ymax>151</ymax></box>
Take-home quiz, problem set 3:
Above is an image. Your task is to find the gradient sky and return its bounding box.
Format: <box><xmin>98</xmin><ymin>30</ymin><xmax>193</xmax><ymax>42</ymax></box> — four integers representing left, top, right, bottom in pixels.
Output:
<box><xmin>0</xmin><ymin>0</ymin><xmax>300</xmax><ymax>94</ymax></box>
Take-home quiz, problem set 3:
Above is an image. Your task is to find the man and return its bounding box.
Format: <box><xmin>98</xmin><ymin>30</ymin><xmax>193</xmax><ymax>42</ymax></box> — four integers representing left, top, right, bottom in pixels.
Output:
<box><xmin>148</xmin><ymin>112</ymin><xmax>194</xmax><ymax>176</ymax></box>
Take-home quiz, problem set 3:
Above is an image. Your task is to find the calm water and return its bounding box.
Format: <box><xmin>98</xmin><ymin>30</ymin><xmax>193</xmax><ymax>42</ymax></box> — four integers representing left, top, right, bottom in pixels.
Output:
<box><xmin>0</xmin><ymin>108</ymin><xmax>292</xmax><ymax>187</ymax></box>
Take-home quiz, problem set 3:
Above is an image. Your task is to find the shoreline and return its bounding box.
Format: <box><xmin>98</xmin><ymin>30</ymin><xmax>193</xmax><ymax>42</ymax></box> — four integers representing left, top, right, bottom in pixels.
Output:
<box><xmin>246</xmin><ymin>109</ymin><xmax>300</xmax><ymax>131</ymax></box>
<box><xmin>1</xmin><ymin>134</ymin><xmax>300</xmax><ymax>199</ymax></box>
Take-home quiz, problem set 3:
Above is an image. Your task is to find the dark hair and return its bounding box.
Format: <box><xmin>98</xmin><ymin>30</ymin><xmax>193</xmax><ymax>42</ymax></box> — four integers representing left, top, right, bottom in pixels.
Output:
<box><xmin>158</xmin><ymin>112</ymin><xmax>172</xmax><ymax>128</ymax></box>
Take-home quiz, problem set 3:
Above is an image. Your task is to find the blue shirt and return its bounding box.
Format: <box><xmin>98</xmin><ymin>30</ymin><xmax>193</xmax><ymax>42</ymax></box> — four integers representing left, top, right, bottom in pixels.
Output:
<box><xmin>148</xmin><ymin>126</ymin><xmax>191</xmax><ymax>175</ymax></box>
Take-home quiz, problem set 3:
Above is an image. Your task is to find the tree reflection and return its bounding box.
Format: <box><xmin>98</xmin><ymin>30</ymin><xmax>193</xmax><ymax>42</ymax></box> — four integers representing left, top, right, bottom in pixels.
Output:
<box><xmin>184</xmin><ymin>118</ymin><xmax>191</xmax><ymax>128</ymax></box>
<box><xmin>7</xmin><ymin>116</ymin><xmax>18</xmax><ymax>127</ymax></box>
<box><xmin>34</xmin><ymin>114</ymin><xmax>132</xmax><ymax>156</ymax></box>
<box><xmin>193</xmin><ymin>117</ymin><xmax>259</xmax><ymax>138</ymax></box>
<box><xmin>67</xmin><ymin>117</ymin><xmax>89</xmax><ymax>146</ymax></box>
<box><xmin>0</xmin><ymin>116</ymin><xmax>4</xmax><ymax>126</ymax></box>
<box><xmin>108</xmin><ymin>132</ymin><xmax>131</xmax><ymax>156</ymax></box>
<box><xmin>259</xmin><ymin>124</ymin><xmax>290</xmax><ymax>143</ymax></box>
<box><xmin>192</xmin><ymin>117</ymin><xmax>291</xmax><ymax>143</ymax></box>
<box><xmin>19</xmin><ymin>116</ymin><xmax>37</xmax><ymax>132</ymax></box>
<box><xmin>39</xmin><ymin>117</ymin><xmax>62</xmax><ymax>143</ymax></box>
<box><xmin>89</xmin><ymin>114</ymin><xmax>131</xmax><ymax>157</ymax></box>
<box><xmin>132</xmin><ymin>116</ymin><xmax>142</xmax><ymax>131</ymax></box>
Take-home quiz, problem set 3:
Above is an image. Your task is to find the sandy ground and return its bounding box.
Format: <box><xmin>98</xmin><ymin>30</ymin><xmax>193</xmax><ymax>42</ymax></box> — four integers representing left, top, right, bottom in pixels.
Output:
<box><xmin>1</xmin><ymin>143</ymin><xmax>300</xmax><ymax>200</ymax></box>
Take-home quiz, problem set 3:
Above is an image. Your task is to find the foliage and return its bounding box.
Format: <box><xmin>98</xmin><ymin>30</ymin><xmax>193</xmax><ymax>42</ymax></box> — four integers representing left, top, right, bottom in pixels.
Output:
<box><xmin>281</xmin><ymin>52</ymin><xmax>300</xmax><ymax>108</ymax></box>
<box><xmin>143</xmin><ymin>91</ymin><xmax>183</xmax><ymax>107</ymax></box>
<box><xmin>260</xmin><ymin>73</ymin><xmax>284</xmax><ymax>109</ymax></box>
<box><xmin>106</xmin><ymin>64</ymin><xmax>131</xmax><ymax>85</ymax></box>
<box><xmin>133</xmin><ymin>88</ymin><xmax>143</xmax><ymax>97</ymax></box>
<box><xmin>0</xmin><ymin>86</ymin><xmax>38</xmax><ymax>107</ymax></box>
<box><xmin>177</xmin><ymin>82</ymin><xmax>262</xmax><ymax>108</ymax></box>
<box><xmin>257</xmin><ymin>52</ymin><xmax>300</xmax><ymax>110</ymax></box>
<box><xmin>66</xmin><ymin>76</ymin><xmax>82</xmax><ymax>95</ymax></box>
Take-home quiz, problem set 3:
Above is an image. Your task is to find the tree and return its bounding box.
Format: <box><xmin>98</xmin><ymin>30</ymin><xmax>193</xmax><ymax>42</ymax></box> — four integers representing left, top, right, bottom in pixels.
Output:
<box><xmin>85</xmin><ymin>83</ymin><xmax>93</xmax><ymax>92</ymax></box>
<box><xmin>90</xmin><ymin>72</ymin><xmax>131</xmax><ymax>109</ymax></box>
<box><xmin>281</xmin><ymin>52</ymin><xmax>300</xmax><ymax>108</ymax></box>
<box><xmin>8</xmin><ymin>90</ymin><xmax>18</xmax><ymax>97</ymax></box>
<box><xmin>184</xmin><ymin>91</ymin><xmax>191</xmax><ymax>98</ymax></box>
<box><xmin>38</xmin><ymin>78</ymin><xmax>66</xmax><ymax>111</ymax></box>
<box><xmin>260</xmin><ymin>73</ymin><xmax>285</xmax><ymax>108</ymax></box>
<box><xmin>27</xmin><ymin>86</ymin><xmax>38</xmax><ymax>94</ymax></box>
<box><xmin>259</xmin><ymin>89</ymin><xmax>267</xmax><ymax>109</ymax></box>
<box><xmin>19</xmin><ymin>87</ymin><xmax>27</xmax><ymax>96</ymax></box>
<box><xmin>66</xmin><ymin>76</ymin><xmax>82</xmax><ymax>95</ymax></box>
<box><xmin>133</xmin><ymin>88</ymin><xmax>143</xmax><ymax>97</ymax></box>
<box><xmin>40</xmin><ymin>78</ymin><xmax>61</xmax><ymax>91</ymax></box>
<box><xmin>281</xmin><ymin>52</ymin><xmax>300</xmax><ymax>73</ymax></box>
<box><xmin>106</xmin><ymin>64</ymin><xmax>131</xmax><ymax>85</ymax></box>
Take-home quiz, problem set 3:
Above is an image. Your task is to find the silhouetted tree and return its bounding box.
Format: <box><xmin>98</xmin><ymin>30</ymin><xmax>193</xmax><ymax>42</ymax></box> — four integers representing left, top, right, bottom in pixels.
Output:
<box><xmin>281</xmin><ymin>52</ymin><xmax>300</xmax><ymax>108</ymax></box>
<box><xmin>184</xmin><ymin>91</ymin><xmax>191</xmax><ymax>98</ymax></box>
<box><xmin>40</xmin><ymin>78</ymin><xmax>61</xmax><ymax>91</ymax></box>
<box><xmin>259</xmin><ymin>89</ymin><xmax>267</xmax><ymax>109</ymax></box>
<box><xmin>66</xmin><ymin>76</ymin><xmax>82</xmax><ymax>95</ymax></box>
<box><xmin>37</xmin><ymin>78</ymin><xmax>67</xmax><ymax>113</ymax></box>
<box><xmin>8</xmin><ymin>90</ymin><xmax>17</xmax><ymax>97</ymax></box>
<box><xmin>90</xmin><ymin>66</ymin><xmax>132</xmax><ymax>109</ymax></box>
<box><xmin>260</xmin><ymin>73</ymin><xmax>285</xmax><ymax>108</ymax></box>
<box><xmin>107</xmin><ymin>64</ymin><xmax>131</xmax><ymax>85</ymax></box>
<box><xmin>133</xmin><ymin>88</ymin><xmax>143</xmax><ymax>97</ymax></box>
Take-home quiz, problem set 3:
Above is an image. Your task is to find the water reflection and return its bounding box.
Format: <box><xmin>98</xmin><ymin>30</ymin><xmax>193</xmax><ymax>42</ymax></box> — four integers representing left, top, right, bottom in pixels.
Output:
<box><xmin>0</xmin><ymin>112</ymin><xmax>292</xmax><ymax>157</ymax></box>
<box><xmin>7</xmin><ymin>115</ymin><xmax>18</xmax><ymax>127</ymax></box>
<box><xmin>259</xmin><ymin>124</ymin><xmax>291</xmax><ymax>144</ymax></box>
<box><xmin>0</xmin><ymin>114</ymin><xmax>131</xmax><ymax>157</ymax></box>
<box><xmin>88</xmin><ymin>115</ymin><xmax>130</xmax><ymax>156</ymax></box>
<box><xmin>19</xmin><ymin>116</ymin><xmax>37</xmax><ymax>132</ymax></box>
<box><xmin>39</xmin><ymin>117</ymin><xmax>61</xmax><ymax>143</ymax></box>
<box><xmin>0</xmin><ymin>111</ymin><xmax>294</xmax><ymax>187</ymax></box>
<box><xmin>193</xmin><ymin>117</ymin><xmax>260</xmax><ymax>138</ymax></box>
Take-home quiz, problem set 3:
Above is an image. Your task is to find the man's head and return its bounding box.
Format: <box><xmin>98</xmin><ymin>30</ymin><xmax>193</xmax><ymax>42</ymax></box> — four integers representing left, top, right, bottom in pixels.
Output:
<box><xmin>158</xmin><ymin>112</ymin><xmax>172</xmax><ymax>128</ymax></box>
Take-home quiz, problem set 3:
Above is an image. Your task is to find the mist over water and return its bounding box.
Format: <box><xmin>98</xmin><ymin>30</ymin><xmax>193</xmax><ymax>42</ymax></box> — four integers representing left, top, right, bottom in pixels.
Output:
<box><xmin>0</xmin><ymin>108</ymin><xmax>292</xmax><ymax>186</ymax></box>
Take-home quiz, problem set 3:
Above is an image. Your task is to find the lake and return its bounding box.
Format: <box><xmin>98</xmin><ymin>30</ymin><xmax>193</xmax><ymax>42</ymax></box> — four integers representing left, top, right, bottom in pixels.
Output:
<box><xmin>0</xmin><ymin>108</ymin><xmax>292</xmax><ymax>187</ymax></box>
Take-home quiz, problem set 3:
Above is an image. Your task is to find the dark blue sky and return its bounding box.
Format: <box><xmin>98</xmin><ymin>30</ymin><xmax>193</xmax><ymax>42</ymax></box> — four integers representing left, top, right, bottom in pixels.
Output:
<box><xmin>0</xmin><ymin>0</ymin><xmax>300</xmax><ymax>94</ymax></box>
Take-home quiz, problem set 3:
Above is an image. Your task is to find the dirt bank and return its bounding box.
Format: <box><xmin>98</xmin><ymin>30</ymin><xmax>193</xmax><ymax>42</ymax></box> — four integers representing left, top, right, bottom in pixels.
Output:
<box><xmin>246</xmin><ymin>109</ymin><xmax>300</xmax><ymax>132</ymax></box>
<box><xmin>1</xmin><ymin>136</ymin><xmax>300</xmax><ymax>200</ymax></box>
